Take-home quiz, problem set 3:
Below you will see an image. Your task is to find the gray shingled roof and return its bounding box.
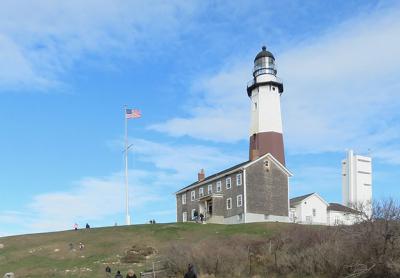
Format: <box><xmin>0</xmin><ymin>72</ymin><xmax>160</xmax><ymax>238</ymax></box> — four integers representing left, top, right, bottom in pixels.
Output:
<box><xmin>328</xmin><ymin>203</ymin><xmax>360</xmax><ymax>214</ymax></box>
<box><xmin>290</xmin><ymin>193</ymin><xmax>314</xmax><ymax>207</ymax></box>
<box><xmin>176</xmin><ymin>160</ymin><xmax>250</xmax><ymax>193</ymax></box>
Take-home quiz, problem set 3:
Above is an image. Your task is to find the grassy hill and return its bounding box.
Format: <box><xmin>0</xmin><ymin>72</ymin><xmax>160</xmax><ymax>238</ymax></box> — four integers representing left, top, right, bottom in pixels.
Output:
<box><xmin>0</xmin><ymin>222</ymin><xmax>291</xmax><ymax>277</ymax></box>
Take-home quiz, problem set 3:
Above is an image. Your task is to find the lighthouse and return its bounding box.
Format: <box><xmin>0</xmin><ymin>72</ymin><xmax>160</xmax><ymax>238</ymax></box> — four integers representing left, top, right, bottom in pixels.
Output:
<box><xmin>247</xmin><ymin>46</ymin><xmax>285</xmax><ymax>165</ymax></box>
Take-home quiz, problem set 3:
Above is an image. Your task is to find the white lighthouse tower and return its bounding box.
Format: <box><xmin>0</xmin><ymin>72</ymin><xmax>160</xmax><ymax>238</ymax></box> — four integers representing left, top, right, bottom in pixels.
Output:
<box><xmin>247</xmin><ymin>46</ymin><xmax>285</xmax><ymax>165</ymax></box>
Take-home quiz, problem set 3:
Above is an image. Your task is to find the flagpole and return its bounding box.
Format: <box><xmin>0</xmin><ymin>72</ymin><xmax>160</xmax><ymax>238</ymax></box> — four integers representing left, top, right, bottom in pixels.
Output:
<box><xmin>124</xmin><ymin>106</ymin><xmax>131</xmax><ymax>225</ymax></box>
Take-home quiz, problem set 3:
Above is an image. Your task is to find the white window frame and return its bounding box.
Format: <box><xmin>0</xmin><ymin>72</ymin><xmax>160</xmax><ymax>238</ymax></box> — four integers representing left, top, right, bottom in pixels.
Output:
<box><xmin>191</xmin><ymin>191</ymin><xmax>195</xmax><ymax>201</ymax></box>
<box><xmin>312</xmin><ymin>208</ymin><xmax>316</xmax><ymax>217</ymax></box>
<box><xmin>226</xmin><ymin>177</ymin><xmax>232</xmax><ymax>189</ymax></box>
<box><xmin>199</xmin><ymin>187</ymin><xmax>204</xmax><ymax>197</ymax></box>
<box><xmin>216</xmin><ymin>181</ymin><xmax>222</xmax><ymax>192</ymax></box>
<box><xmin>226</xmin><ymin>198</ymin><xmax>232</xmax><ymax>210</ymax></box>
<box><xmin>182</xmin><ymin>194</ymin><xmax>186</xmax><ymax>205</ymax></box>
<box><xmin>191</xmin><ymin>209</ymin><xmax>196</xmax><ymax>220</ymax></box>
<box><xmin>237</xmin><ymin>194</ymin><xmax>243</xmax><ymax>207</ymax></box>
<box><xmin>182</xmin><ymin>212</ymin><xmax>187</xmax><ymax>222</ymax></box>
<box><xmin>236</xmin><ymin>173</ymin><xmax>242</xmax><ymax>186</ymax></box>
<box><xmin>208</xmin><ymin>184</ymin><xmax>213</xmax><ymax>194</ymax></box>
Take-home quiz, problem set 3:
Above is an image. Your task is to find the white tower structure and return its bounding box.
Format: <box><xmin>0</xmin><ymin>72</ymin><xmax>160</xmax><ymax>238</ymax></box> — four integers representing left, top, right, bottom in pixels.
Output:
<box><xmin>247</xmin><ymin>46</ymin><xmax>285</xmax><ymax>165</ymax></box>
<box><xmin>342</xmin><ymin>150</ymin><xmax>372</xmax><ymax>215</ymax></box>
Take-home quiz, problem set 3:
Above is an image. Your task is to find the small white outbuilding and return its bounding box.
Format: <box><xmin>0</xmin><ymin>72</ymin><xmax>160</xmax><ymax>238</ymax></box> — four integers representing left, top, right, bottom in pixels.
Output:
<box><xmin>289</xmin><ymin>193</ymin><xmax>328</xmax><ymax>225</ymax></box>
<box><xmin>290</xmin><ymin>193</ymin><xmax>360</xmax><ymax>226</ymax></box>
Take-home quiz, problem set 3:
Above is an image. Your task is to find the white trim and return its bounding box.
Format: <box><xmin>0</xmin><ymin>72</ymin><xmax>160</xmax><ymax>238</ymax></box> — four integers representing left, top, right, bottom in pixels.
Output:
<box><xmin>216</xmin><ymin>181</ymin><xmax>222</xmax><ymax>192</ymax></box>
<box><xmin>175</xmin><ymin>167</ymin><xmax>245</xmax><ymax>194</ymax></box>
<box><xmin>244</xmin><ymin>153</ymin><xmax>293</xmax><ymax>177</ymax></box>
<box><xmin>226</xmin><ymin>198</ymin><xmax>232</xmax><ymax>210</ymax></box>
<box><xmin>191</xmin><ymin>209</ymin><xmax>196</xmax><ymax>220</ymax></box>
<box><xmin>208</xmin><ymin>184</ymin><xmax>213</xmax><ymax>194</ymax></box>
<box><xmin>243</xmin><ymin>168</ymin><xmax>247</xmax><ymax>223</ymax></box>
<box><xmin>182</xmin><ymin>211</ymin><xmax>187</xmax><ymax>222</ymax></box>
<box><xmin>190</xmin><ymin>191</ymin><xmax>195</xmax><ymax>201</ymax></box>
<box><xmin>226</xmin><ymin>177</ymin><xmax>232</xmax><ymax>189</ymax></box>
<box><xmin>236</xmin><ymin>173</ymin><xmax>242</xmax><ymax>186</ymax></box>
<box><xmin>308</xmin><ymin>193</ymin><xmax>329</xmax><ymax>207</ymax></box>
<box><xmin>182</xmin><ymin>193</ymin><xmax>186</xmax><ymax>205</ymax></box>
<box><xmin>237</xmin><ymin>194</ymin><xmax>243</xmax><ymax>207</ymax></box>
<box><xmin>199</xmin><ymin>187</ymin><xmax>204</xmax><ymax>197</ymax></box>
<box><xmin>175</xmin><ymin>153</ymin><xmax>293</xmax><ymax>195</ymax></box>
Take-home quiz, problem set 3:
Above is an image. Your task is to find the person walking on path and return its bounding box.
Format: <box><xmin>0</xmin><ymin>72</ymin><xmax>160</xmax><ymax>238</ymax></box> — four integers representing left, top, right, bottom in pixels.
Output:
<box><xmin>184</xmin><ymin>264</ymin><xmax>197</xmax><ymax>278</ymax></box>
<box><xmin>105</xmin><ymin>266</ymin><xmax>112</xmax><ymax>277</ymax></box>
<box><xmin>115</xmin><ymin>270</ymin><xmax>123</xmax><ymax>278</ymax></box>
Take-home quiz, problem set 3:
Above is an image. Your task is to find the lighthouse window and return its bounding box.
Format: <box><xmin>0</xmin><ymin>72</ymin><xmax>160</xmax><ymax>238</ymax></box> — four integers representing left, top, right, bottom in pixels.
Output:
<box><xmin>254</xmin><ymin>102</ymin><xmax>258</xmax><ymax>110</ymax></box>
<box><xmin>272</xmin><ymin>87</ymin><xmax>276</xmax><ymax>91</ymax></box>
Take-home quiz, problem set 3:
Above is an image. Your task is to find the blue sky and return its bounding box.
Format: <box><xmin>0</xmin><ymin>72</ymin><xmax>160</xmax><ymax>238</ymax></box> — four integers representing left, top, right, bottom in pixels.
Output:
<box><xmin>1</xmin><ymin>1</ymin><xmax>400</xmax><ymax>236</ymax></box>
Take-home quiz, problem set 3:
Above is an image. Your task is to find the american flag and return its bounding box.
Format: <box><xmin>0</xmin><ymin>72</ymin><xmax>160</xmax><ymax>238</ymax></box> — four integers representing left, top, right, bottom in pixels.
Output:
<box><xmin>125</xmin><ymin>108</ymin><xmax>142</xmax><ymax>119</ymax></box>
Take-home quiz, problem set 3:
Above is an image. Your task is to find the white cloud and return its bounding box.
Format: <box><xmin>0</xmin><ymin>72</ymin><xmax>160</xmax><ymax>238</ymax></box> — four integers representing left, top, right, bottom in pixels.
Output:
<box><xmin>150</xmin><ymin>6</ymin><xmax>400</xmax><ymax>164</ymax></box>
<box><xmin>149</xmin><ymin>63</ymin><xmax>251</xmax><ymax>142</ymax></box>
<box><xmin>0</xmin><ymin>1</ymin><xmax>198</xmax><ymax>90</ymax></box>
<box><xmin>26</xmin><ymin>170</ymin><xmax>162</xmax><ymax>232</ymax></box>
<box><xmin>130</xmin><ymin>138</ymin><xmax>243</xmax><ymax>175</ymax></box>
<box><xmin>1</xmin><ymin>138</ymin><xmax>242</xmax><ymax>234</ymax></box>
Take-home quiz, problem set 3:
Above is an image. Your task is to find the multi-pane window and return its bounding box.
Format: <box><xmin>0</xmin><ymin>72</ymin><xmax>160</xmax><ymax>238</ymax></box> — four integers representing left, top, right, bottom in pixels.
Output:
<box><xmin>312</xmin><ymin>209</ymin><xmax>316</xmax><ymax>217</ymax></box>
<box><xmin>226</xmin><ymin>177</ymin><xmax>232</xmax><ymax>189</ymax></box>
<box><xmin>182</xmin><ymin>194</ymin><xmax>186</xmax><ymax>205</ymax></box>
<box><xmin>216</xmin><ymin>181</ymin><xmax>222</xmax><ymax>192</ymax></box>
<box><xmin>191</xmin><ymin>191</ymin><xmax>195</xmax><ymax>201</ymax></box>
<box><xmin>208</xmin><ymin>184</ymin><xmax>213</xmax><ymax>194</ymax></box>
<box><xmin>237</xmin><ymin>194</ymin><xmax>243</xmax><ymax>207</ymax></box>
<box><xmin>182</xmin><ymin>212</ymin><xmax>187</xmax><ymax>222</ymax></box>
<box><xmin>226</xmin><ymin>198</ymin><xmax>232</xmax><ymax>210</ymax></box>
<box><xmin>199</xmin><ymin>187</ymin><xmax>204</xmax><ymax>197</ymax></box>
<box><xmin>236</xmin><ymin>173</ymin><xmax>242</xmax><ymax>186</ymax></box>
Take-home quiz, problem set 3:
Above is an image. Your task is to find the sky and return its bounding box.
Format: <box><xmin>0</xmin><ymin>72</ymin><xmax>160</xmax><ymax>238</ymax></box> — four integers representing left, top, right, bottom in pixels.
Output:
<box><xmin>1</xmin><ymin>0</ymin><xmax>400</xmax><ymax>236</ymax></box>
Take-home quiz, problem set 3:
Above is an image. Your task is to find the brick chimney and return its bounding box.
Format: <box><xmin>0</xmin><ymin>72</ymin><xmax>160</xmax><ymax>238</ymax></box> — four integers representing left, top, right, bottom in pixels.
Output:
<box><xmin>198</xmin><ymin>169</ymin><xmax>205</xmax><ymax>181</ymax></box>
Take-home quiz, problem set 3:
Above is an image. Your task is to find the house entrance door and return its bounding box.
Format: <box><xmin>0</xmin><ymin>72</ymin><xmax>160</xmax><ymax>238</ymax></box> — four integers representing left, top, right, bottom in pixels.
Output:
<box><xmin>207</xmin><ymin>200</ymin><xmax>213</xmax><ymax>216</ymax></box>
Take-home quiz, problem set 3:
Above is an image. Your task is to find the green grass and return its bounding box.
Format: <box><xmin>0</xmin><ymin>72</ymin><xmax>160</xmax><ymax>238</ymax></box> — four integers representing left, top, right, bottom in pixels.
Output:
<box><xmin>0</xmin><ymin>222</ymin><xmax>292</xmax><ymax>277</ymax></box>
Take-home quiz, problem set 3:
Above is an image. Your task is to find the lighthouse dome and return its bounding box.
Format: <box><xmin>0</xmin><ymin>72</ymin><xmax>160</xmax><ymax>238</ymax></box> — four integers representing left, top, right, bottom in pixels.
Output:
<box><xmin>253</xmin><ymin>46</ymin><xmax>277</xmax><ymax>77</ymax></box>
<box><xmin>254</xmin><ymin>46</ymin><xmax>275</xmax><ymax>61</ymax></box>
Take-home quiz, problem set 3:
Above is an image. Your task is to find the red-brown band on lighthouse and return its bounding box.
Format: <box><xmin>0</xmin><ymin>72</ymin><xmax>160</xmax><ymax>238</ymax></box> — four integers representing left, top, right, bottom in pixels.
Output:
<box><xmin>249</xmin><ymin>132</ymin><xmax>285</xmax><ymax>165</ymax></box>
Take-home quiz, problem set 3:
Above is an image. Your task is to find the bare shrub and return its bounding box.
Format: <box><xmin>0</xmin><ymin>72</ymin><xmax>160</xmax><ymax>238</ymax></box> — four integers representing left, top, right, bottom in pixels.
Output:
<box><xmin>163</xmin><ymin>199</ymin><xmax>400</xmax><ymax>278</ymax></box>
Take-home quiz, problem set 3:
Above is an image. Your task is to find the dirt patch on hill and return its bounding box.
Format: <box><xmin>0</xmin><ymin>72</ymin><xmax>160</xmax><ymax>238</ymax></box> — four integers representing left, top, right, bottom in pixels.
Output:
<box><xmin>121</xmin><ymin>244</ymin><xmax>157</xmax><ymax>263</ymax></box>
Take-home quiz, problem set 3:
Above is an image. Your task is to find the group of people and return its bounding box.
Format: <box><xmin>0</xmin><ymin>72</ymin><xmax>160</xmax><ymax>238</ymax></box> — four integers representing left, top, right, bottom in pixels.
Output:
<box><xmin>105</xmin><ymin>266</ymin><xmax>137</xmax><ymax>278</ymax></box>
<box><xmin>193</xmin><ymin>211</ymin><xmax>205</xmax><ymax>223</ymax></box>
<box><xmin>73</xmin><ymin>223</ymin><xmax>91</xmax><ymax>230</ymax></box>
<box><xmin>148</xmin><ymin>219</ymin><xmax>156</xmax><ymax>224</ymax></box>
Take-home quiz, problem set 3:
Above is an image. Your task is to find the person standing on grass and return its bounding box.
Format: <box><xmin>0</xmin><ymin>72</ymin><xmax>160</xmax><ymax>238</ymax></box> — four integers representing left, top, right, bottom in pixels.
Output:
<box><xmin>105</xmin><ymin>266</ymin><xmax>112</xmax><ymax>277</ymax></box>
<box><xmin>73</xmin><ymin>223</ymin><xmax>78</xmax><ymax>230</ymax></box>
<box><xmin>184</xmin><ymin>264</ymin><xmax>197</xmax><ymax>278</ymax></box>
<box><xmin>126</xmin><ymin>269</ymin><xmax>137</xmax><ymax>278</ymax></box>
<box><xmin>115</xmin><ymin>270</ymin><xmax>123</xmax><ymax>278</ymax></box>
